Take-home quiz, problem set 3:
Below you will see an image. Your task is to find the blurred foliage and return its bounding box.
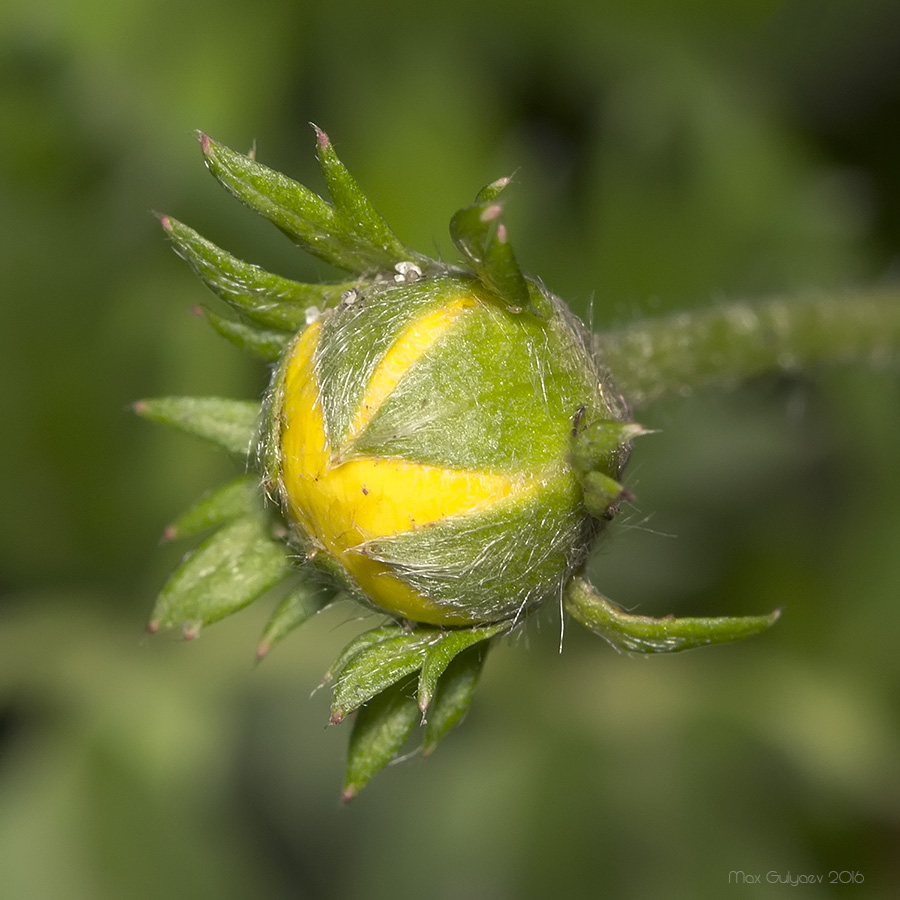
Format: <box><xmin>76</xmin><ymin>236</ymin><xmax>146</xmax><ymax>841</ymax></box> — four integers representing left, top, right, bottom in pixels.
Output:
<box><xmin>2</xmin><ymin>0</ymin><xmax>900</xmax><ymax>897</ymax></box>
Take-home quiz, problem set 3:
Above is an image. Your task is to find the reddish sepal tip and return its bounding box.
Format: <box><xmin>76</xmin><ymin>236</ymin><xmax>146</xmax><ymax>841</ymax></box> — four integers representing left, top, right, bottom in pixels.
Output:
<box><xmin>197</xmin><ymin>132</ymin><xmax>212</xmax><ymax>155</ymax></box>
<box><xmin>330</xmin><ymin>710</ymin><xmax>345</xmax><ymax>725</ymax></box>
<box><xmin>256</xmin><ymin>642</ymin><xmax>270</xmax><ymax>661</ymax></box>
<box><xmin>162</xmin><ymin>525</ymin><xmax>177</xmax><ymax>542</ymax></box>
<box><xmin>146</xmin><ymin>620</ymin><xmax>160</xmax><ymax>635</ymax></box>
<box><xmin>310</xmin><ymin>122</ymin><xmax>328</xmax><ymax>147</ymax></box>
<box><xmin>341</xmin><ymin>786</ymin><xmax>357</xmax><ymax>804</ymax></box>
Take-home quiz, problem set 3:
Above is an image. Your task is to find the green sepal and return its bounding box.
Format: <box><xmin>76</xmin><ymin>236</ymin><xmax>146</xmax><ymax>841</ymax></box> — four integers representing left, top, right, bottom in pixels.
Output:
<box><xmin>475</xmin><ymin>175</ymin><xmax>512</xmax><ymax>204</ymax></box>
<box><xmin>564</xmin><ymin>577</ymin><xmax>781</xmax><ymax>654</ymax></box>
<box><xmin>316</xmin><ymin>278</ymin><xmax>452</xmax><ymax>450</ymax></box>
<box><xmin>256</xmin><ymin>577</ymin><xmax>336</xmax><ymax>659</ymax></box>
<box><xmin>160</xmin><ymin>215</ymin><xmax>348</xmax><ymax>331</ymax></box>
<box><xmin>580</xmin><ymin>471</ymin><xmax>627</xmax><ymax>520</ymax></box>
<box><xmin>364</xmin><ymin>482</ymin><xmax>587</xmax><ymax>624</ymax></box>
<box><xmin>258</xmin><ymin>344</ymin><xmax>292</xmax><ymax>488</ymax></box>
<box><xmin>199</xmin><ymin>132</ymin><xmax>413</xmax><ymax>274</ymax></box>
<box><xmin>149</xmin><ymin>514</ymin><xmax>294</xmax><ymax>638</ymax></box>
<box><xmin>449</xmin><ymin>185</ymin><xmax>534</xmax><ymax>314</ymax></box>
<box><xmin>343</xmin><ymin>676</ymin><xmax>420</xmax><ymax>802</ymax></box>
<box><xmin>423</xmin><ymin>642</ymin><xmax>490</xmax><ymax>756</ymax></box>
<box><xmin>201</xmin><ymin>307</ymin><xmax>291</xmax><ymax>361</ymax></box>
<box><xmin>330</xmin><ymin>630</ymin><xmax>441</xmax><ymax>723</ymax></box>
<box><xmin>324</xmin><ymin>622</ymin><xmax>407</xmax><ymax>683</ymax></box>
<box><xmin>349</xmin><ymin>283</ymin><xmax>598</xmax><ymax>471</ymax></box>
<box><xmin>164</xmin><ymin>474</ymin><xmax>260</xmax><ymax>541</ymax></box>
<box><xmin>417</xmin><ymin>623</ymin><xmax>507</xmax><ymax>712</ymax></box>
<box><xmin>312</xmin><ymin>125</ymin><xmax>417</xmax><ymax>270</ymax></box>
<box><xmin>134</xmin><ymin>396</ymin><xmax>259</xmax><ymax>456</ymax></box>
<box><xmin>570</xmin><ymin>419</ymin><xmax>646</xmax><ymax>476</ymax></box>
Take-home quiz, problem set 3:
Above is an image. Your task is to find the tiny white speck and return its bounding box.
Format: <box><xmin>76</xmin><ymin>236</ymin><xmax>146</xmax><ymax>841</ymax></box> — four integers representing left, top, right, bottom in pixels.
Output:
<box><xmin>393</xmin><ymin>261</ymin><xmax>423</xmax><ymax>283</ymax></box>
<box><xmin>340</xmin><ymin>289</ymin><xmax>361</xmax><ymax>308</ymax></box>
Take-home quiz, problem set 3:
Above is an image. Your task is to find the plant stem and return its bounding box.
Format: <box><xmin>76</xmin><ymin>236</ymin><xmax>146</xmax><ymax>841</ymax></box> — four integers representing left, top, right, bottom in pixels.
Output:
<box><xmin>564</xmin><ymin>577</ymin><xmax>780</xmax><ymax>653</ymax></box>
<box><xmin>595</xmin><ymin>287</ymin><xmax>900</xmax><ymax>409</ymax></box>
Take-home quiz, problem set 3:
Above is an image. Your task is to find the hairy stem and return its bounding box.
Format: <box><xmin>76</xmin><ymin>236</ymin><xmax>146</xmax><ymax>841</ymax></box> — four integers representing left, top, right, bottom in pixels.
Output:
<box><xmin>564</xmin><ymin>577</ymin><xmax>780</xmax><ymax>653</ymax></box>
<box><xmin>596</xmin><ymin>287</ymin><xmax>900</xmax><ymax>408</ymax></box>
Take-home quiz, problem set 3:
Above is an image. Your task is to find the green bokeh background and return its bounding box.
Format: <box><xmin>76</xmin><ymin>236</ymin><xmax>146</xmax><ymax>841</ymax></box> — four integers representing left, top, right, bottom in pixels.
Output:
<box><xmin>2</xmin><ymin>1</ymin><xmax>899</xmax><ymax>897</ymax></box>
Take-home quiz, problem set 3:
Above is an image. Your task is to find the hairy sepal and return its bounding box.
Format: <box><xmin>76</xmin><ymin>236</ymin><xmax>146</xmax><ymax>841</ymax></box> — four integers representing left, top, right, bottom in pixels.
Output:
<box><xmin>165</xmin><ymin>474</ymin><xmax>261</xmax><ymax>541</ymax></box>
<box><xmin>202</xmin><ymin>308</ymin><xmax>291</xmax><ymax>361</ymax></box>
<box><xmin>423</xmin><ymin>642</ymin><xmax>490</xmax><ymax>756</ymax></box>
<box><xmin>328</xmin><ymin>621</ymin><xmax>507</xmax><ymax>723</ymax></box>
<box><xmin>149</xmin><ymin>515</ymin><xmax>293</xmax><ymax>638</ymax></box>
<box><xmin>363</xmin><ymin>483</ymin><xmax>591</xmax><ymax>623</ymax></box>
<box><xmin>160</xmin><ymin>214</ymin><xmax>353</xmax><ymax>331</ymax></box>
<box><xmin>333</xmin><ymin>621</ymin><xmax>504</xmax><ymax>795</ymax></box>
<box><xmin>199</xmin><ymin>132</ymin><xmax>414</xmax><ymax>274</ymax></box>
<box><xmin>134</xmin><ymin>397</ymin><xmax>259</xmax><ymax>457</ymax></box>
<box><xmin>330</xmin><ymin>630</ymin><xmax>442</xmax><ymax>723</ymax></box>
<box><xmin>324</xmin><ymin>623</ymin><xmax>407</xmax><ymax>683</ymax></box>
<box><xmin>417</xmin><ymin>623</ymin><xmax>506</xmax><ymax>711</ymax></box>
<box><xmin>343</xmin><ymin>676</ymin><xmax>420</xmax><ymax>802</ymax></box>
<box><xmin>257</xmin><ymin>576</ymin><xmax>336</xmax><ymax>659</ymax></box>
<box><xmin>339</xmin><ymin>278</ymin><xmax>597</xmax><ymax>471</ymax></box>
<box><xmin>449</xmin><ymin>179</ymin><xmax>541</xmax><ymax>315</ymax></box>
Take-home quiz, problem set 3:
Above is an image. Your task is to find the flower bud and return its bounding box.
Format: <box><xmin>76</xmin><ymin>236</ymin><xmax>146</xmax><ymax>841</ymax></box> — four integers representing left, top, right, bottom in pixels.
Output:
<box><xmin>145</xmin><ymin>129</ymin><xmax>782</xmax><ymax>794</ymax></box>
<box><xmin>268</xmin><ymin>273</ymin><xmax>629</xmax><ymax>626</ymax></box>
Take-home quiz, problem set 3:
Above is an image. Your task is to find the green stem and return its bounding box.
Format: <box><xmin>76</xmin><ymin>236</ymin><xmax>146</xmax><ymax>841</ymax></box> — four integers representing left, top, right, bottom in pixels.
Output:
<box><xmin>595</xmin><ymin>287</ymin><xmax>900</xmax><ymax>409</ymax></box>
<box><xmin>564</xmin><ymin>577</ymin><xmax>780</xmax><ymax>654</ymax></box>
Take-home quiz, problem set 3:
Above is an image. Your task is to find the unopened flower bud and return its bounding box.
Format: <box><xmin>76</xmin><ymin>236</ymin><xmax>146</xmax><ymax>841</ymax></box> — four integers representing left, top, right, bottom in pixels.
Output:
<box><xmin>267</xmin><ymin>273</ymin><xmax>630</xmax><ymax>626</ymax></box>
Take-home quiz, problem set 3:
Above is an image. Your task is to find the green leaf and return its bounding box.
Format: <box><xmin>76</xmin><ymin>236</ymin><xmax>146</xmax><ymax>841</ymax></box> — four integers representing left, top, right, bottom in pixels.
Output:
<box><xmin>417</xmin><ymin>623</ymin><xmax>506</xmax><ymax>712</ymax></box>
<box><xmin>149</xmin><ymin>515</ymin><xmax>294</xmax><ymax>637</ymax></box>
<box><xmin>199</xmin><ymin>132</ymin><xmax>414</xmax><ymax>274</ymax></box>
<box><xmin>564</xmin><ymin>577</ymin><xmax>781</xmax><ymax>654</ymax></box>
<box><xmin>423</xmin><ymin>643</ymin><xmax>490</xmax><ymax>756</ymax></box>
<box><xmin>164</xmin><ymin>474</ymin><xmax>260</xmax><ymax>541</ymax></box>
<box><xmin>134</xmin><ymin>397</ymin><xmax>259</xmax><ymax>456</ymax></box>
<box><xmin>256</xmin><ymin>577</ymin><xmax>335</xmax><ymax>659</ymax></box>
<box><xmin>160</xmin><ymin>215</ymin><xmax>338</xmax><ymax>331</ymax></box>
<box><xmin>330</xmin><ymin>630</ymin><xmax>442</xmax><ymax>723</ymax></box>
<box><xmin>202</xmin><ymin>307</ymin><xmax>291</xmax><ymax>361</ymax></box>
<box><xmin>343</xmin><ymin>676</ymin><xmax>420</xmax><ymax>802</ymax></box>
